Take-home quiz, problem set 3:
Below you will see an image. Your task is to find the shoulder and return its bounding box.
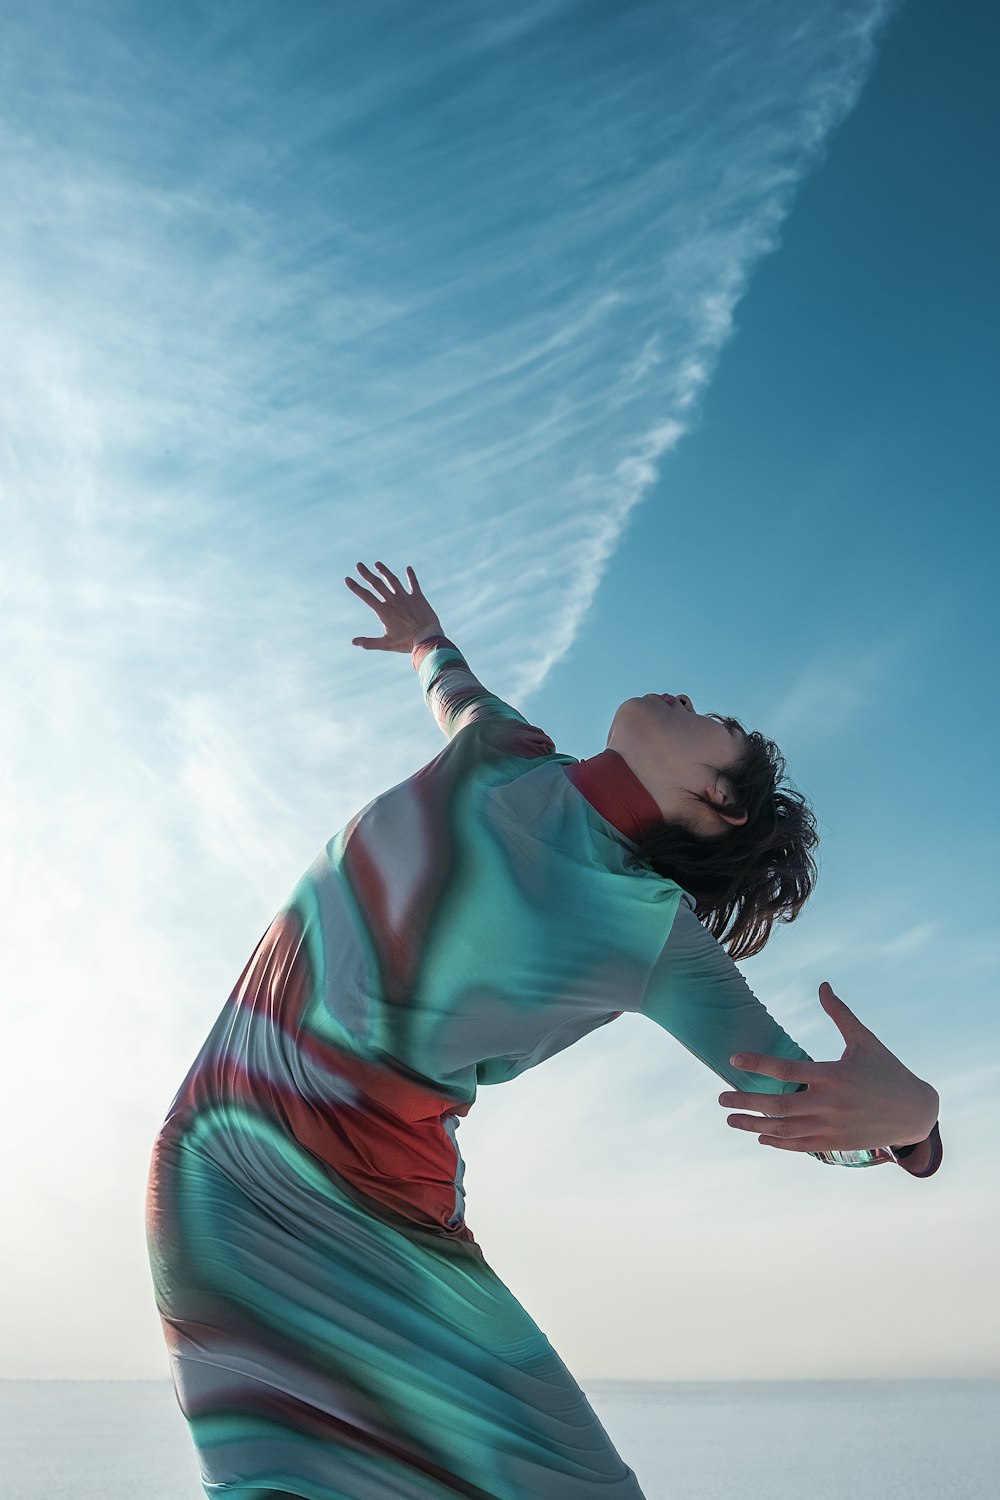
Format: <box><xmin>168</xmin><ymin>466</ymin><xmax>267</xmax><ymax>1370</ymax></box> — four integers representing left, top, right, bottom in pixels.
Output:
<box><xmin>657</xmin><ymin>893</ymin><xmax>730</xmax><ymax>968</ymax></box>
<box><xmin>468</xmin><ymin>714</ymin><xmax>558</xmax><ymax>761</ymax></box>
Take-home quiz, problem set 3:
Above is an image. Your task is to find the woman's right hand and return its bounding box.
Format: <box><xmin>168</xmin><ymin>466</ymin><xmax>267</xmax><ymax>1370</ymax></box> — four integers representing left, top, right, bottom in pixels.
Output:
<box><xmin>344</xmin><ymin>561</ymin><xmax>445</xmax><ymax>653</ymax></box>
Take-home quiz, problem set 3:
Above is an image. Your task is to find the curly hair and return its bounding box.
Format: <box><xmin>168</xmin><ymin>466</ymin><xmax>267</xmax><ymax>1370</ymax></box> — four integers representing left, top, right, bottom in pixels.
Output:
<box><xmin>628</xmin><ymin>714</ymin><xmax>819</xmax><ymax>962</ymax></box>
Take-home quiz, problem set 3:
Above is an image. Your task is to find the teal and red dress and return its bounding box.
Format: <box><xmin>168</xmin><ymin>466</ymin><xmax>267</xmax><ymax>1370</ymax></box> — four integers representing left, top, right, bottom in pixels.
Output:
<box><xmin>145</xmin><ymin>636</ymin><xmax>941</xmax><ymax>1499</ymax></box>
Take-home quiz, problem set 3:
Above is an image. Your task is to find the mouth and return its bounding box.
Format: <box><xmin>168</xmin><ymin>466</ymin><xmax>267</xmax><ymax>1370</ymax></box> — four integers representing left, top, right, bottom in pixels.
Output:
<box><xmin>659</xmin><ymin>694</ymin><xmax>677</xmax><ymax>705</ymax></box>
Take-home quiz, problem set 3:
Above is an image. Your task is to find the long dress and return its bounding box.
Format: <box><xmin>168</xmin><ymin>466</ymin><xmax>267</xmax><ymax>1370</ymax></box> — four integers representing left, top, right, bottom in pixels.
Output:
<box><xmin>145</xmin><ymin>635</ymin><xmax>940</xmax><ymax>1500</ymax></box>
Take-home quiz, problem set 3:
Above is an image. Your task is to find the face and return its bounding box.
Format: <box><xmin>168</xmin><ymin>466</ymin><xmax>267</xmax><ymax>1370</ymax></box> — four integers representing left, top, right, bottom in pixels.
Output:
<box><xmin>606</xmin><ymin>692</ymin><xmax>750</xmax><ymax>836</ymax></box>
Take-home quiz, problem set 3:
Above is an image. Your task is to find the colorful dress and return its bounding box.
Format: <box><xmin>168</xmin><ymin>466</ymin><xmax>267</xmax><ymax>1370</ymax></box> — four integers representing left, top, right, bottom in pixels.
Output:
<box><xmin>145</xmin><ymin>636</ymin><xmax>941</xmax><ymax>1500</ymax></box>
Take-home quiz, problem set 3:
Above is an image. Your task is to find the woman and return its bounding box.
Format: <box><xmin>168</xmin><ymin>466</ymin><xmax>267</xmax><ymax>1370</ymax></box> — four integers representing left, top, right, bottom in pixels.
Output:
<box><xmin>146</xmin><ymin>560</ymin><xmax>942</xmax><ymax>1500</ymax></box>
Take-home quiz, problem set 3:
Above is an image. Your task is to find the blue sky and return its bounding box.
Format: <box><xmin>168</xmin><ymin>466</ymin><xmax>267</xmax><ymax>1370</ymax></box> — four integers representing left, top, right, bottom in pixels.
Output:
<box><xmin>2</xmin><ymin>0</ymin><xmax>997</xmax><ymax>1381</ymax></box>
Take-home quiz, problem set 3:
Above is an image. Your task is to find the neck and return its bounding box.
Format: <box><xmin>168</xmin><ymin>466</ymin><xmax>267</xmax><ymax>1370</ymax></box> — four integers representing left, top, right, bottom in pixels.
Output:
<box><xmin>562</xmin><ymin>749</ymin><xmax>664</xmax><ymax>842</ymax></box>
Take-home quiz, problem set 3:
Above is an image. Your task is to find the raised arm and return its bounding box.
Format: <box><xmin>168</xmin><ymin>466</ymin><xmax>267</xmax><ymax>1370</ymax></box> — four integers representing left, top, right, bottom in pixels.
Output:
<box><xmin>411</xmin><ymin>634</ymin><xmax>537</xmax><ymax>741</ymax></box>
<box><xmin>634</xmin><ymin>898</ymin><xmax>941</xmax><ymax>1174</ymax></box>
<box><xmin>344</xmin><ymin>560</ymin><xmax>542</xmax><ymax>742</ymax></box>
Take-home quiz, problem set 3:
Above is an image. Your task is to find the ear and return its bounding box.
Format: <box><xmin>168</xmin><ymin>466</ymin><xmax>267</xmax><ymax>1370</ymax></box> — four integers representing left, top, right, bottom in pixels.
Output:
<box><xmin>707</xmin><ymin>782</ymin><xmax>749</xmax><ymax>827</ymax></box>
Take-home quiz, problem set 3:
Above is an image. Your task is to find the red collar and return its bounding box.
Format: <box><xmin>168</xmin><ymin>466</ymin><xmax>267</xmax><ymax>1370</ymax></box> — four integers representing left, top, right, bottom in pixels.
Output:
<box><xmin>562</xmin><ymin>749</ymin><xmax>664</xmax><ymax>843</ymax></box>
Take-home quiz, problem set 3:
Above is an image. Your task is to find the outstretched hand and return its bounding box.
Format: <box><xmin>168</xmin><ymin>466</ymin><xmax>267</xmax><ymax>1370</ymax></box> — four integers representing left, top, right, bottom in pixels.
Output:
<box><xmin>718</xmin><ymin>982</ymin><xmax>939</xmax><ymax>1153</ymax></box>
<box><xmin>344</xmin><ymin>561</ymin><xmax>445</xmax><ymax>653</ymax></box>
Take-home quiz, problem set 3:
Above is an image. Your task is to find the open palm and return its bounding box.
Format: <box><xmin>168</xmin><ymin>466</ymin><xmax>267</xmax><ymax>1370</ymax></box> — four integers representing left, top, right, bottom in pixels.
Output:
<box><xmin>344</xmin><ymin>560</ymin><xmax>444</xmax><ymax>653</ymax></box>
<box><xmin>719</xmin><ymin>982</ymin><xmax>940</xmax><ymax>1152</ymax></box>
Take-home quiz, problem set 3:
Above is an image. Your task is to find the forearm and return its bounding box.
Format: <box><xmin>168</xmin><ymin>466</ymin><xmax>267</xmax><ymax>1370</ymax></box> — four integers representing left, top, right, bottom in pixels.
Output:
<box><xmin>637</xmin><ymin>908</ymin><xmax>945</xmax><ymax>1177</ymax></box>
<box><xmin>410</xmin><ymin>633</ymin><xmax>537</xmax><ymax>740</ymax></box>
<box><xmin>410</xmin><ymin>633</ymin><xmax>489</xmax><ymax>739</ymax></box>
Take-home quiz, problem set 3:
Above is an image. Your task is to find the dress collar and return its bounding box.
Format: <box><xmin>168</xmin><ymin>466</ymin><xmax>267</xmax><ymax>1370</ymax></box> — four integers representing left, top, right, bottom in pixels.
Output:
<box><xmin>562</xmin><ymin>749</ymin><xmax>664</xmax><ymax>844</ymax></box>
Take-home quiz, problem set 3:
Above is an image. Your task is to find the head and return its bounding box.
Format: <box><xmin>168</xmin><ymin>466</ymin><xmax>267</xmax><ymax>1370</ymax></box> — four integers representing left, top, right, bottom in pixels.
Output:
<box><xmin>607</xmin><ymin>692</ymin><xmax>819</xmax><ymax>961</ymax></box>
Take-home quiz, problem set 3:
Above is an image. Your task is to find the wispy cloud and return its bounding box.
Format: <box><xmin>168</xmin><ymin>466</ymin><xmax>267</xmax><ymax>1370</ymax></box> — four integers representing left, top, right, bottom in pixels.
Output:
<box><xmin>0</xmin><ymin>0</ymin><xmax>905</xmax><ymax>1376</ymax></box>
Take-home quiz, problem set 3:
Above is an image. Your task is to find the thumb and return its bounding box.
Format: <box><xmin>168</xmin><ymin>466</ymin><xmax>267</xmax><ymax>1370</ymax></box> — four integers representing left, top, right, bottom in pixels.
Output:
<box><xmin>819</xmin><ymin>980</ymin><xmax>873</xmax><ymax>1042</ymax></box>
<box><xmin>352</xmin><ymin>637</ymin><xmax>384</xmax><ymax>649</ymax></box>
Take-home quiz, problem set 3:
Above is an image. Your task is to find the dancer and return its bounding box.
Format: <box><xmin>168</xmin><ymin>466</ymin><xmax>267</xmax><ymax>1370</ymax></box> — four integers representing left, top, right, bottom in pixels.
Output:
<box><xmin>146</xmin><ymin>560</ymin><xmax>941</xmax><ymax>1500</ymax></box>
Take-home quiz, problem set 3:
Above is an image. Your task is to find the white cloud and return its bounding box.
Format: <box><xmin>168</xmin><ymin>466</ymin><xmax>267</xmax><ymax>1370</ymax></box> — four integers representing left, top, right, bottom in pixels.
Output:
<box><xmin>879</xmin><ymin>922</ymin><xmax>938</xmax><ymax>958</ymax></box>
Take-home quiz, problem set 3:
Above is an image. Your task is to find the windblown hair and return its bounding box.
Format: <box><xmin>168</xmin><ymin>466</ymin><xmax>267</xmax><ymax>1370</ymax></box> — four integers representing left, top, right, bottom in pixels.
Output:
<box><xmin>630</xmin><ymin>715</ymin><xmax>819</xmax><ymax>962</ymax></box>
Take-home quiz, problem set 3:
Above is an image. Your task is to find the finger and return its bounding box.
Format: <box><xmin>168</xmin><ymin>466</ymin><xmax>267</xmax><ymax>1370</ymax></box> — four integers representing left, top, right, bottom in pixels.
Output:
<box><xmin>818</xmin><ymin>981</ymin><xmax>875</xmax><ymax>1043</ymax></box>
<box><xmin>729</xmin><ymin>1053</ymin><xmax>823</xmax><ymax>1085</ymax></box>
<box><xmin>344</xmin><ymin>575</ymin><xmax>386</xmax><ymax>610</ymax></box>
<box><xmin>374</xmin><ymin>560</ymin><xmax>404</xmax><ymax>590</ymax></box>
<box><xmin>718</xmin><ymin>1090</ymin><xmax>808</xmax><ymax>1115</ymax></box>
<box><xmin>351</xmin><ymin>636</ymin><xmax>389</xmax><ymax>650</ymax></box>
<box><xmin>406</xmin><ymin>565</ymin><xmax>423</xmax><ymax>594</ymax></box>
<box><xmin>726</xmin><ymin>1114</ymin><xmax>827</xmax><ymax>1139</ymax></box>
<box><xmin>757</xmin><ymin>1134</ymin><xmax>834</xmax><ymax>1152</ymax></box>
<box><xmin>355</xmin><ymin>562</ymin><xmax>392</xmax><ymax>597</ymax></box>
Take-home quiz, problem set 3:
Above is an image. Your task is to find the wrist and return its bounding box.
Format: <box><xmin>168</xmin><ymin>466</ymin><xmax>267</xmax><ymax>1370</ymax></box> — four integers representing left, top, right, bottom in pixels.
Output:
<box><xmin>410</xmin><ymin>626</ymin><xmax>447</xmax><ymax>648</ymax></box>
<box><xmin>891</xmin><ymin>1084</ymin><xmax>939</xmax><ymax>1151</ymax></box>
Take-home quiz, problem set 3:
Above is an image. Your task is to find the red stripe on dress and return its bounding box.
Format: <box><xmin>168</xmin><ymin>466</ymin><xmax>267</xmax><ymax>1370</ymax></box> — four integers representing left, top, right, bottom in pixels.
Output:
<box><xmin>170</xmin><ymin>909</ymin><xmax>474</xmax><ymax>1240</ymax></box>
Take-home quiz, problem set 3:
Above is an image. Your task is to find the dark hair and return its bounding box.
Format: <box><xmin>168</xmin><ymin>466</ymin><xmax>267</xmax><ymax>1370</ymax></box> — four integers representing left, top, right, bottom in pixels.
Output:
<box><xmin>629</xmin><ymin>715</ymin><xmax>819</xmax><ymax>962</ymax></box>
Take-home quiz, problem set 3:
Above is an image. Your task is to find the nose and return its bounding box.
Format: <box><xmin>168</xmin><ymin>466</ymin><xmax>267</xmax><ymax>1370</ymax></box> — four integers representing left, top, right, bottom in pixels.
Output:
<box><xmin>676</xmin><ymin>695</ymin><xmax>694</xmax><ymax>713</ymax></box>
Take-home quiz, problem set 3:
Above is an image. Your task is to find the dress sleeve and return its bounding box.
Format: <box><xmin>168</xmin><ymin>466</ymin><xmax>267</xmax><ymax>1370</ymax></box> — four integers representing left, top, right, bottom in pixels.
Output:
<box><xmin>888</xmin><ymin>1119</ymin><xmax>943</xmax><ymax>1177</ymax></box>
<box><xmin>635</xmin><ymin>897</ymin><xmax>911</xmax><ymax>1170</ymax></box>
<box><xmin>411</xmin><ymin>635</ymin><xmax>553</xmax><ymax>748</ymax></box>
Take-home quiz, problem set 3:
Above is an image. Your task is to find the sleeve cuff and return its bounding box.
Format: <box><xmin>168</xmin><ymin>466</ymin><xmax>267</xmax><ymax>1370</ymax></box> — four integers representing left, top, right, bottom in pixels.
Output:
<box><xmin>410</xmin><ymin>633</ymin><xmax>455</xmax><ymax>662</ymax></box>
<box><xmin>808</xmin><ymin>1120</ymin><xmax>943</xmax><ymax>1174</ymax></box>
<box><xmin>892</xmin><ymin>1119</ymin><xmax>943</xmax><ymax>1178</ymax></box>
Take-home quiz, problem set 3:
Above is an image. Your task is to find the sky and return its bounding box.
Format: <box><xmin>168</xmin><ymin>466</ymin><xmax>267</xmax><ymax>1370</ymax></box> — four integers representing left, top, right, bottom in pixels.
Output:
<box><xmin>1</xmin><ymin>0</ymin><xmax>997</xmax><ymax>1382</ymax></box>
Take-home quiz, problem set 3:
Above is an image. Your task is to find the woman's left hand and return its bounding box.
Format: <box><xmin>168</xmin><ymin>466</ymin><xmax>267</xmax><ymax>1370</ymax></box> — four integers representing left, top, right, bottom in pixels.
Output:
<box><xmin>718</xmin><ymin>982</ymin><xmax>940</xmax><ymax>1152</ymax></box>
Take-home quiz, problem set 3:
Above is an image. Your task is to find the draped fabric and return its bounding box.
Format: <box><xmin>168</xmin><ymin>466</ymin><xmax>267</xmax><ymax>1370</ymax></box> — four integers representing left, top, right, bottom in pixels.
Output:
<box><xmin>146</xmin><ymin>635</ymin><xmax>927</xmax><ymax>1499</ymax></box>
